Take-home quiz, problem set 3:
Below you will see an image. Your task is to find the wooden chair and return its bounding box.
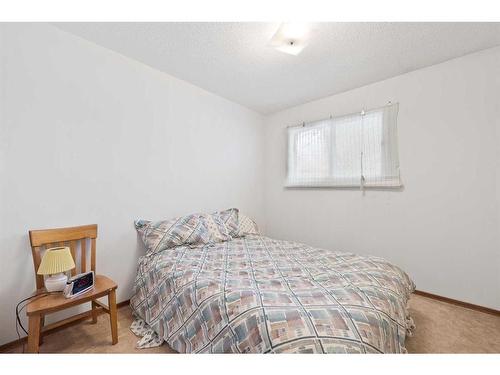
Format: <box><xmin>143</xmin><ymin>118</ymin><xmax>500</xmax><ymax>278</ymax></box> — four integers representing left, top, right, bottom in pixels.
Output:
<box><xmin>26</xmin><ymin>224</ymin><xmax>118</xmax><ymax>353</ymax></box>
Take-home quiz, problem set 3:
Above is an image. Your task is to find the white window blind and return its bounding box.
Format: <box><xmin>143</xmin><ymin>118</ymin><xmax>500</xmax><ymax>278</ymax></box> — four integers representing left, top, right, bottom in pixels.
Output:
<box><xmin>286</xmin><ymin>103</ymin><xmax>401</xmax><ymax>188</ymax></box>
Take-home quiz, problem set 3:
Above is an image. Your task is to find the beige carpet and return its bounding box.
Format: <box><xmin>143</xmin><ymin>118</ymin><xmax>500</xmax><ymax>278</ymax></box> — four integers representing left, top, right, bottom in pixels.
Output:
<box><xmin>405</xmin><ymin>295</ymin><xmax>500</xmax><ymax>353</ymax></box>
<box><xmin>3</xmin><ymin>294</ymin><xmax>500</xmax><ymax>353</ymax></box>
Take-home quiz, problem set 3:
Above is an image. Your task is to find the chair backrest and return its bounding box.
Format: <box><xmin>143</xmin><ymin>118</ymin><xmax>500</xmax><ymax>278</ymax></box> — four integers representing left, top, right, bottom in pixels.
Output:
<box><xmin>29</xmin><ymin>224</ymin><xmax>98</xmax><ymax>290</ymax></box>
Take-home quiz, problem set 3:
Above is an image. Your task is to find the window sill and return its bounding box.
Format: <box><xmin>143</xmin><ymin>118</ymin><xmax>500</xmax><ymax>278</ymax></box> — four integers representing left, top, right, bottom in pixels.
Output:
<box><xmin>284</xmin><ymin>180</ymin><xmax>403</xmax><ymax>189</ymax></box>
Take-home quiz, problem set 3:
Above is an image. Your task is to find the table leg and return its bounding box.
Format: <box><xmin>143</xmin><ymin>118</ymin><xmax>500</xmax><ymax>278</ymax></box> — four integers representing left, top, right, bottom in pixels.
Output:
<box><xmin>27</xmin><ymin>314</ymin><xmax>41</xmax><ymax>353</ymax></box>
<box><xmin>108</xmin><ymin>289</ymin><xmax>118</xmax><ymax>345</ymax></box>
<box><xmin>91</xmin><ymin>300</ymin><xmax>98</xmax><ymax>323</ymax></box>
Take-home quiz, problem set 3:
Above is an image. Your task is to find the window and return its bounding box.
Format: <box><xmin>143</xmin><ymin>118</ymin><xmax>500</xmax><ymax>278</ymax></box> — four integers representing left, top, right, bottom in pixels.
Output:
<box><xmin>286</xmin><ymin>103</ymin><xmax>401</xmax><ymax>188</ymax></box>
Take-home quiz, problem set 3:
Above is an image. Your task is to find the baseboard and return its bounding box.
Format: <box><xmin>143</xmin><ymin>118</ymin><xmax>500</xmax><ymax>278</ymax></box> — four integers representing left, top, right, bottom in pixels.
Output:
<box><xmin>0</xmin><ymin>299</ymin><xmax>130</xmax><ymax>353</ymax></box>
<box><xmin>414</xmin><ymin>290</ymin><xmax>500</xmax><ymax>317</ymax></box>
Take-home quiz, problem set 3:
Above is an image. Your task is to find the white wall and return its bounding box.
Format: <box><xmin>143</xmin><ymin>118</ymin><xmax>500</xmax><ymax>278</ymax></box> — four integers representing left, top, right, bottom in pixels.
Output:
<box><xmin>0</xmin><ymin>23</ymin><xmax>264</xmax><ymax>345</ymax></box>
<box><xmin>264</xmin><ymin>47</ymin><xmax>500</xmax><ymax>310</ymax></box>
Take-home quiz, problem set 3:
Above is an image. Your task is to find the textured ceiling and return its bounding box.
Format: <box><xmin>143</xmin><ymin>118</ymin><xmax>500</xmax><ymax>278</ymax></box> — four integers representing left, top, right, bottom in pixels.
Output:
<box><xmin>54</xmin><ymin>22</ymin><xmax>500</xmax><ymax>114</ymax></box>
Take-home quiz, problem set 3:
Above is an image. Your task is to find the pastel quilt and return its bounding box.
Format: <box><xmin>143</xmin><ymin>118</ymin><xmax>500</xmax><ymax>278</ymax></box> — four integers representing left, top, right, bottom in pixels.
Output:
<box><xmin>130</xmin><ymin>235</ymin><xmax>415</xmax><ymax>353</ymax></box>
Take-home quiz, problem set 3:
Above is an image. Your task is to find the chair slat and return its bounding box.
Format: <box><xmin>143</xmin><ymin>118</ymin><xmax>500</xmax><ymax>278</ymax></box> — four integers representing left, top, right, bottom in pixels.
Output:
<box><xmin>81</xmin><ymin>239</ymin><xmax>87</xmax><ymax>273</ymax></box>
<box><xmin>69</xmin><ymin>240</ymin><xmax>77</xmax><ymax>276</ymax></box>
<box><xmin>31</xmin><ymin>246</ymin><xmax>44</xmax><ymax>290</ymax></box>
<box><xmin>91</xmin><ymin>238</ymin><xmax>96</xmax><ymax>273</ymax></box>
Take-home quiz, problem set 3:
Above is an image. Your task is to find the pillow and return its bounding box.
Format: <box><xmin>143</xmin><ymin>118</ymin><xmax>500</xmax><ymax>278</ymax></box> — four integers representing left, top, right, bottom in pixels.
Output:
<box><xmin>197</xmin><ymin>214</ymin><xmax>231</xmax><ymax>242</ymax></box>
<box><xmin>213</xmin><ymin>208</ymin><xmax>239</xmax><ymax>237</ymax></box>
<box><xmin>198</xmin><ymin>208</ymin><xmax>240</xmax><ymax>242</ymax></box>
<box><xmin>237</xmin><ymin>214</ymin><xmax>259</xmax><ymax>236</ymax></box>
<box><xmin>135</xmin><ymin>214</ymin><xmax>209</xmax><ymax>255</ymax></box>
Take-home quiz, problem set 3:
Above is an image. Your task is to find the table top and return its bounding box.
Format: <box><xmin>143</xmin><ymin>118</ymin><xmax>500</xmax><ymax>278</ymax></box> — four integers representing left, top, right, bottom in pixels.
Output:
<box><xmin>26</xmin><ymin>274</ymin><xmax>117</xmax><ymax>316</ymax></box>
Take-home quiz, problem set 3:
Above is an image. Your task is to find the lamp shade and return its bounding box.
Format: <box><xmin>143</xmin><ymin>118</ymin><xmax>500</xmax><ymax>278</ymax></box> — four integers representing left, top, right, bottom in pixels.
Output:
<box><xmin>37</xmin><ymin>247</ymin><xmax>76</xmax><ymax>275</ymax></box>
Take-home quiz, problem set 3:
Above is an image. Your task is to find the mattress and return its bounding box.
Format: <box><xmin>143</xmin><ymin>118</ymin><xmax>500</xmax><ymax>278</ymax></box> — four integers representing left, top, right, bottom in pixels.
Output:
<box><xmin>130</xmin><ymin>235</ymin><xmax>415</xmax><ymax>353</ymax></box>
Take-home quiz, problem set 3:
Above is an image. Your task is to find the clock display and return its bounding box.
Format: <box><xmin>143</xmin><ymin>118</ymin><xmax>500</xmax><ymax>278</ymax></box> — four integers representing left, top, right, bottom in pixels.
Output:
<box><xmin>71</xmin><ymin>272</ymin><xmax>93</xmax><ymax>294</ymax></box>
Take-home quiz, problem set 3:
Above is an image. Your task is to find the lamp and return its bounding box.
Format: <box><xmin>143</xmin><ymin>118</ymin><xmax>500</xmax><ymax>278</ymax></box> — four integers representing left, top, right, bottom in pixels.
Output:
<box><xmin>37</xmin><ymin>247</ymin><xmax>76</xmax><ymax>292</ymax></box>
<box><xmin>269</xmin><ymin>23</ymin><xmax>311</xmax><ymax>56</ymax></box>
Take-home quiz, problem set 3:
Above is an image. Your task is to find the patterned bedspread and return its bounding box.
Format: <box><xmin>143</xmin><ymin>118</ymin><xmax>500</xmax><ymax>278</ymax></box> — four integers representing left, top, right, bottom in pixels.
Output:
<box><xmin>130</xmin><ymin>235</ymin><xmax>415</xmax><ymax>353</ymax></box>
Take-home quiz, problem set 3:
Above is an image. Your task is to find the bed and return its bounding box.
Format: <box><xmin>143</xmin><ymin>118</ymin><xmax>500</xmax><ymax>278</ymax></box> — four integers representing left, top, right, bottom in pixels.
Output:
<box><xmin>130</xmin><ymin>210</ymin><xmax>415</xmax><ymax>354</ymax></box>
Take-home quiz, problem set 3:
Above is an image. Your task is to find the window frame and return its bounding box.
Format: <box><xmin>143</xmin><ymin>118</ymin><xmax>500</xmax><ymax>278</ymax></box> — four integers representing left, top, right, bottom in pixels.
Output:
<box><xmin>285</xmin><ymin>103</ymin><xmax>401</xmax><ymax>189</ymax></box>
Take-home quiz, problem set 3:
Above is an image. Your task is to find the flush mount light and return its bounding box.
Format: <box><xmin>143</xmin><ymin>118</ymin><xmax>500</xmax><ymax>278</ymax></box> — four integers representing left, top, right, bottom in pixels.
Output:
<box><xmin>269</xmin><ymin>23</ymin><xmax>310</xmax><ymax>56</ymax></box>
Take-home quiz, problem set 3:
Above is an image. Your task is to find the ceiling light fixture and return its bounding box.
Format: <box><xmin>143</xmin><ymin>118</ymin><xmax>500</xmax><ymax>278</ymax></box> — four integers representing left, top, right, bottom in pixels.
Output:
<box><xmin>269</xmin><ymin>23</ymin><xmax>310</xmax><ymax>56</ymax></box>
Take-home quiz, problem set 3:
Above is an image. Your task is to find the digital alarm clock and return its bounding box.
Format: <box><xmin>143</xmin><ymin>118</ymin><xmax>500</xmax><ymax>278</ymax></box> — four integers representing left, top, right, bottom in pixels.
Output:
<box><xmin>63</xmin><ymin>271</ymin><xmax>95</xmax><ymax>298</ymax></box>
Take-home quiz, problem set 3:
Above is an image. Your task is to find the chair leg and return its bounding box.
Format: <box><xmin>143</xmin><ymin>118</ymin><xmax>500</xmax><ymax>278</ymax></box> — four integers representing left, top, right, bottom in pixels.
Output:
<box><xmin>39</xmin><ymin>316</ymin><xmax>45</xmax><ymax>346</ymax></box>
<box><xmin>108</xmin><ymin>289</ymin><xmax>118</xmax><ymax>345</ymax></box>
<box><xmin>27</xmin><ymin>314</ymin><xmax>41</xmax><ymax>353</ymax></box>
<box><xmin>91</xmin><ymin>300</ymin><xmax>98</xmax><ymax>323</ymax></box>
